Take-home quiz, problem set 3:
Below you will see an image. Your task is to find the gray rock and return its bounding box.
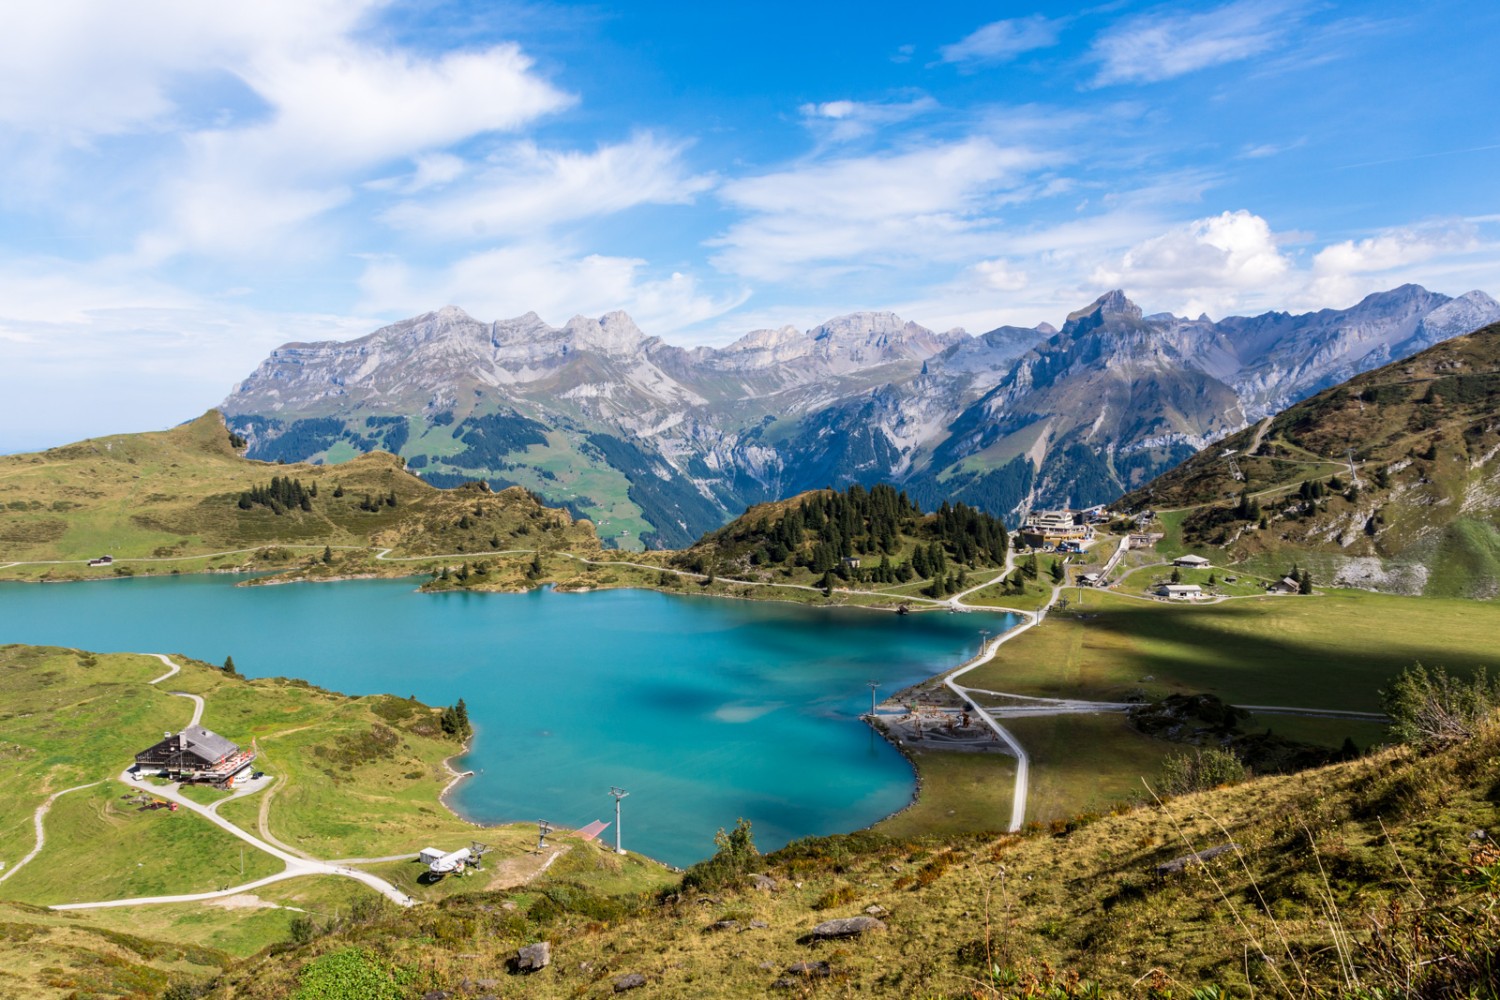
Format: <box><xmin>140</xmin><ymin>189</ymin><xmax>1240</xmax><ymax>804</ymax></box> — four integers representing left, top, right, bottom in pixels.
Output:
<box><xmin>787</xmin><ymin>961</ymin><xmax>831</xmax><ymax>978</ymax></box>
<box><xmin>513</xmin><ymin>941</ymin><xmax>551</xmax><ymax>973</ymax></box>
<box><xmin>810</xmin><ymin>916</ymin><xmax>886</xmax><ymax>939</ymax></box>
<box><xmin>614</xmin><ymin>972</ymin><xmax>647</xmax><ymax>991</ymax></box>
<box><xmin>864</xmin><ymin>904</ymin><xmax>887</xmax><ymax>917</ymax></box>
<box><xmin>1154</xmin><ymin>843</ymin><xmax>1240</xmax><ymax>878</ymax></box>
<box><xmin>708</xmin><ymin>919</ymin><xmax>739</xmax><ymax>932</ymax></box>
<box><xmin>421</xmin><ymin>992</ymin><xmax>450</xmax><ymax>1000</ymax></box>
<box><xmin>749</xmin><ymin>919</ymin><xmax>769</xmax><ymax>929</ymax></box>
<box><xmin>750</xmin><ymin>872</ymin><xmax>779</xmax><ymax>892</ymax></box>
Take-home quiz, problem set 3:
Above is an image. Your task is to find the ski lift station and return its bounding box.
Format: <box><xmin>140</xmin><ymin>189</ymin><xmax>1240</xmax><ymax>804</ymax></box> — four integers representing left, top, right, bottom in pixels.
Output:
<box><xmin>419</xmin><ymin>842</ymin><xmax>488</xmax><ymax>876</ymax></box>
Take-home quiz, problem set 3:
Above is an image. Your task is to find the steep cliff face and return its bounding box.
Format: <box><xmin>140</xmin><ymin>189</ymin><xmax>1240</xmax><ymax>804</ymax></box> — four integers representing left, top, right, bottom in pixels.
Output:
<box><xmin>221</xmin><ymin>286</ymin><xmax>1500</xmax><ymax>547</ymax></box>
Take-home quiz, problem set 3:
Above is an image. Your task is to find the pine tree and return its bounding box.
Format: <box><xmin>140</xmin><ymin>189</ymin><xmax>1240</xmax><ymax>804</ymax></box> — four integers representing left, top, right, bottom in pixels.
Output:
<box><xmin>1050</xmin><ymin>560</ymin><xmax>1065</xmax><ymax>585</ymax></box>
<box><xmin>1298</xmin><ymin>569</ymin><xmax>1313</xmax><ymax>595</ymax></box>
<box><xmin>223</xmin><ymin>656</ymin><xmax>237</xmax><ymax>675</ymax></box>
<box><xmin>333</xmin><ymin>483</ymin><xmax>345</xmax><ymax>498</ymax></box>
<box><xmin>322</xmin><ymin>545</ymin><xmax>332</xmax><ymax>564</ymax></box>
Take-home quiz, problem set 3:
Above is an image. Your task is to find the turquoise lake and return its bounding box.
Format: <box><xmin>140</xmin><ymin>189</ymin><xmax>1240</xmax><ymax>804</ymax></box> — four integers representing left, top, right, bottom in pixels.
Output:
<box><xmin>0</xmin><ymin>576</ymin><xmax>1013</xmax><ymax>865</ymax></box>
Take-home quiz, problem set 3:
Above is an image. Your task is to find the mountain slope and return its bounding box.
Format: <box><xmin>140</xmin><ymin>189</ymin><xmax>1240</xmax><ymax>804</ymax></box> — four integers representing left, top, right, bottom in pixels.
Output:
<box><xmin>0</xmin><ymin>412</ymin><xmax>596</xmax><ymax>575</ymax></box>
<box><xmin>201</xmin><ymin>718</ymin><xmax>1500</xmax><ymax>999</ymax></box>
<box><xmin>1120</xmin><ymin>320</ymin><xmax>1500</xmax><ymax>597</ymax></box>
<box><xmin>219</xmin><ymin>287</ymin><xmax>1499</xmax><ymax>545</ymax></box>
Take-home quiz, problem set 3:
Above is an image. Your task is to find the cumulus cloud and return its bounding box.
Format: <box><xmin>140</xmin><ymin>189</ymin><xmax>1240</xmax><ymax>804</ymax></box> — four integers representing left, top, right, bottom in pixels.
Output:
<box><xmin>1092</xmin><ymin>210</ymin><xmax>1292</xmax><ymax>316</ymax></box>
<box><xmin>1307</xmin><ymin>223</ymin><xmax>1481</xmax><ymax>304</ymax></box>
<box><xmin>380</xmin><ymin>133</ymin><xmax>712</xmax><ymax>241</ymax></box>
<box><xmin>1090</xmin><ymin>0</ymin><xmax>1294</xmax><ymax>87</ymax></box>
<box><xmin>940</xmin><ymin>16</ymin><xmax>1065</xmax><ymax>67</ymax></box>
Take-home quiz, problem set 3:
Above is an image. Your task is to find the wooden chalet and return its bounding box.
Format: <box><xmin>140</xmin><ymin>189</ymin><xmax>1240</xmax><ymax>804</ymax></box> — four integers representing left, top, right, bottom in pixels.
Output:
<box><xmin>135</xmin><ymin>725</ymin><xmax>256</xmax><ymax>785</ymax></box>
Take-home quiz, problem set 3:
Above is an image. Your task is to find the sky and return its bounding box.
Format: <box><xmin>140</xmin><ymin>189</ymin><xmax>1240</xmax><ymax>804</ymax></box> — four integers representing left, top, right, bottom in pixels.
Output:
<box><xmin>1</xmin><ymin>0</ymin><xmax>1498</xmax><ymax>451</ymax></box>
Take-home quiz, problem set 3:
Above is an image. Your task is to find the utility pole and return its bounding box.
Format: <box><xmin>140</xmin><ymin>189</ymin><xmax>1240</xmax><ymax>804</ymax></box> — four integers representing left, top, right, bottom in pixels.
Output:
<box><xmin>867</xmin><ymin>680</ymin><xmax>879</xmax><ymax>717</ymax></box>
<box><xmin>1346</xmin><ymin>447</ymin><xmax>1361</xmax><ymax>488</ymax></box>
<box><xmin>610</xmin><ymin>787</ymin><xmax>629</xmax><ymax>855</ymax></box>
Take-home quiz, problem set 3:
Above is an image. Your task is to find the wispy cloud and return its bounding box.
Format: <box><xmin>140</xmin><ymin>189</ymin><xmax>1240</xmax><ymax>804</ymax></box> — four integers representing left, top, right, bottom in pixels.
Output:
<box><xmin>380</xmin><ymin>133</ymin><xmax>713</xmax><ymax>241</ymax></box>
<box><xmin>796</xmin><ymin>97</ymin><xmax>939</xmax><ymax>143</ymax></box>
<box><xmin>1089</xmin><ymin>0</ymin><xmax>1295</xmax><ymax>87</ymax></box>
<box><xmin>940</xmin><ymin>15</ymin><xmax>1065</xmax><ymax>68</ymax></box>
<box><xmin>357</xmin><ymin>244</ymin><xmax>748</xmax><ymax>338</ymax></box>
<box><xmin>710</xmin><ymin>138</ymin><xmax>1057</xmax><ymax>283</ymax></box>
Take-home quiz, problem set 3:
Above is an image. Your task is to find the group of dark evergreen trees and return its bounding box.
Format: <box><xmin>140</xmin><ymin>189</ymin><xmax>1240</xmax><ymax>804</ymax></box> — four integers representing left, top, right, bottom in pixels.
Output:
<box><xmin>689</xmin><ymin>483</ymin><xmax>1008</xmax><ymax>589</ymax></box>
<box><xmin>237</xmin><ymin>475</ymin><xmax>317</xmax><ymax>514</ymax></box>
<box><xmin>440</xmin><ymin>699</ymin><xmax>472</xmax><ymax>741</ymax></box>
<box><xmin>234</xmin><ymin>475</ymin><xmax>398</xmax><ymax>515</ymax></box>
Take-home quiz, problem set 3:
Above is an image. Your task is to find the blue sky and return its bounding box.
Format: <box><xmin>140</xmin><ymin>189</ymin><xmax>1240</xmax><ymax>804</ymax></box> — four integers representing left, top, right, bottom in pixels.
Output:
<box><xmin>1</xmin><ymin>0</ymin><xmax>1498</xmax><ymax>450</ymax></box>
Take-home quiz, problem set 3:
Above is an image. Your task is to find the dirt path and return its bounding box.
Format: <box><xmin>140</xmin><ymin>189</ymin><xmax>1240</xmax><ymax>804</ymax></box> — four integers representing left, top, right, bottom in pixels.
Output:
<box><xmin>27</xmin><ymin>652</ymin><xmax>418</xmax><ymax>911</ymax></box>
<box><xmin>0</xmin><ymin>781</ymin><xmax>103</xmax><ymax>886</ymax></box>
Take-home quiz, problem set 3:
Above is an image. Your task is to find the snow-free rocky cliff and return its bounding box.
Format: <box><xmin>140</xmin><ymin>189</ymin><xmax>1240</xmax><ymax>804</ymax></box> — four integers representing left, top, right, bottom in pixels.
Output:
<box><xmin>222</xmin><ymin>285</ymin><xmax>1500</xmax><ymax>549</ymax></box>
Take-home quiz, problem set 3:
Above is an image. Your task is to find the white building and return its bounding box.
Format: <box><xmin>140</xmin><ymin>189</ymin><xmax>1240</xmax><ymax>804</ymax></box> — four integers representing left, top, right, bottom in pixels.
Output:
<box><xmin>1156</xmin><ymin>583</ymin><xmax>1203</xmax><ymax>599</ymax></box>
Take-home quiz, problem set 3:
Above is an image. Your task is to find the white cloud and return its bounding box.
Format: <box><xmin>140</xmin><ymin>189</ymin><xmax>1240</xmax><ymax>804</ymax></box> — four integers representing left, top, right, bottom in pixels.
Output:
<box><xmin>710</xmin><ymin>138</ymin><xmax>1054</xmax><ymax>282</ymax></box>
<box><xmin>0</xmin><ymin>258</ymin><xmax>375</xmax><ymax>449</ymax></box>
<box><xmin>797</xmin><ymin>97</ymin><xmax>939</xmax><ymax>143</ymax></box>
<box><xmin>0</xmin><ymin>2</ymin><xmax>573</xmax><ymax>262</ymax></box>
<box><xmin>1090</xmin><ymin>1</ymin><xmax>1294</xmax><ymax>87</ymax></box>
<box><xmin>1092</xmin><ymin>210</ymin><xmax>1291</xmax><ymax>316</ymax></box>
<box><xmin>973</xmin><ymin>259</ymin><xmax>1030</xmax><ymax>292</ymax></box>
<box><xmin>357</xmin><ymin>246</ymin><xmax>748</xmax><ymax>339</ymax></box>
<box><xmin>940</xmin><ymin>16</ymin><xmax>1065</xmax><ymax>67</ymax></box>
<box><xmin>1307</xmin><ymin>223</ymin><xmax>1482</xmax><ymax>305</ymax></box>
<box><xmin>381</xmin><ymin>133</ymin><xmax>712</xmax><ymax>241</ymax></box>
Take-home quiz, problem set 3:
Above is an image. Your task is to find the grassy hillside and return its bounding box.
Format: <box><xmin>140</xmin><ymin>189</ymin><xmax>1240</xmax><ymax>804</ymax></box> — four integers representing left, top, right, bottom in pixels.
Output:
<box><xmin>0</xmin><ymin>645</ymin><xmax>679</xmax><ymax>996</ymax></box>
<box><xmin>0</xmin><ymin>412</ymin><xmax>599</xmax><ymax>582</ymax></box>
<box><xmin>1120</xmin><ymin>322</ymin><xmax>1500</xmax><ymax>597</ymax></box>
<box><xmin>197</xmin><ymin>712</ymin><xmax>1500</xmax><ymax>999</ymax></box>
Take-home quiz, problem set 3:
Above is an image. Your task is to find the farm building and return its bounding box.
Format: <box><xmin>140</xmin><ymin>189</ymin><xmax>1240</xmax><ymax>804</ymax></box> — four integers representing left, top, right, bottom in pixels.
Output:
<box><xmin>1173</xmin><ymin>554</ymin><xmax>1211</xmax><ymax>568</ymax></box>
<box><xmin>1156</xmin><ymin>584</ymin><xmax>1203</xmax><ymax>600</ymax></box>
<box><xmin>1269</xmin><ymin>577</ymin><xmax>1301</xmax><ymax>594</ymax></box>
<box><xmin>135</xmin><ymin>726</ymin><xmax>256</xmax><ymax>785</ymax></box>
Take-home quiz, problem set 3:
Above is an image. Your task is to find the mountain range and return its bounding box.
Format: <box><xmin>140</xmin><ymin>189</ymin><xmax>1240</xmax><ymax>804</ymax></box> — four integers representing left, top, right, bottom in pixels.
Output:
<box><xmin>221</xmin><ymin>284</ymin><xmax>1500</xmax><ymax>548</ymax></box>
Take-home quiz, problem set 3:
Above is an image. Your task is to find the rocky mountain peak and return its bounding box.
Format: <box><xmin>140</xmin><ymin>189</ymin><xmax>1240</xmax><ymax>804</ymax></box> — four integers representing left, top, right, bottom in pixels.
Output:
<box><xmin>1062</xmin><ymin>290</ymin><xmax>1144</xmax><ymax>336</ymax></box>
<box><xmin>562</xmin><ymin>311</ymin><xmax>648</xmax><ymax>355</ymax></box>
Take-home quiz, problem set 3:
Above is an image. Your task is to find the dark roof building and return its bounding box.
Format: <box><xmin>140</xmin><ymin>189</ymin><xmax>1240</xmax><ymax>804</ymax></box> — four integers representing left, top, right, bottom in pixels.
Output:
<box><xmin>135</xmin><ymin>726</ymin><xmax>255</xmax><ymax>783</ymax></box>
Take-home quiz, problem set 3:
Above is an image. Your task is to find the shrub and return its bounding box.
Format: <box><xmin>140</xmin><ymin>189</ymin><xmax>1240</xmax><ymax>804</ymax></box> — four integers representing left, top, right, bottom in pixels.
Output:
<box><xmin>812</xmin><ymin>885</ymin><xmax>858</xmax><ymax>910</ymax></box>
<box><xmin>682</xmin><ymin>819</ymin><xmax>759</xmax><ymax>893</ymax></box>
<box><xmin>1381</xmin><ymin>663</ymin><xmax>1500</xmax><ymax>750</ymax></box>
<box><xmin>1158</xmin><ymin>748</ymin><xmax>1246</xmax><ymax>795</ymax></box>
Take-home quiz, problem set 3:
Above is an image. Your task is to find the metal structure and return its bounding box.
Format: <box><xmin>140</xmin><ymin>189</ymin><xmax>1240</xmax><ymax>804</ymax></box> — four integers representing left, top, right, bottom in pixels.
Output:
<box><xmin>1223</xmin><ymin>449</ymin><xmax>1244</xmax><ymax>482</ymax></box>
<box><xmin>536</xmin><ymin>820</ymin><xmax>554</xmax><ymax>853</ymax></box>
<box><xmin>609</xmin><ymin>787</ymin><xmax>629</xmax><ymax>855</ymax></box>
<box><xmin>867</xmin><ymin>680</ymin><xmax>879</xmax><ymax>716</ymax></box>
<box><xmin>1346</xmin><ymin>447</ymin><xmax>1361</xmax><ymax>488</ymax></box>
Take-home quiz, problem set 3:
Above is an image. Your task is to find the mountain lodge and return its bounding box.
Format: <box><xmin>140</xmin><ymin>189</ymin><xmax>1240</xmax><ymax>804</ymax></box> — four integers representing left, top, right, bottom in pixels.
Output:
<box><xmin>135</xmin><ymin>725</ymin><xmax>256</xmax><ymax>786</ymax></box>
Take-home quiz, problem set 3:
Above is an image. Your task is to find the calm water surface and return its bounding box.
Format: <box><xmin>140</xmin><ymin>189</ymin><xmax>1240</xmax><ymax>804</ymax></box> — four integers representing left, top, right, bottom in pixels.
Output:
<box><xmin>0</xmin><ymin>576</ymin><xmax>1013</xmax><ymax>864</ymax></box>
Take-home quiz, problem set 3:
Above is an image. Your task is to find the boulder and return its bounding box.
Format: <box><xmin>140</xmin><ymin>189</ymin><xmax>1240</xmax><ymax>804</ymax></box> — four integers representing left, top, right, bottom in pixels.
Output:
<box><xmin>786</xmin><ymin>961</ymin><xmax>831</xmax><ymax>978</ymax></box>
<box><xmin>749</xmin><ymin>919</ymin><xmax>769</xmax><ymax>929</ymax></box>
<box><xmin>708</xmin><ymin>919</ymin><xmax>739</xmax><ymax>933</ymax></box>
<box><xmin>810</xmin><ymin>916</ymin><xmax>886</xmax><ymax>939</ymax></box>
<box><xmin>750</xmin><ymin>873</ymin><xmax>779</xmax><ymax>892</ymax></box>
<box><xmin>614</xmin><ymin>972</ymin><xmax>647</xmax><ymax>992</ymax></box>
<box><xmin>513</xmin><ymin>941</ymin><xmax>551</xmax><ymax>973</ymax></box>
